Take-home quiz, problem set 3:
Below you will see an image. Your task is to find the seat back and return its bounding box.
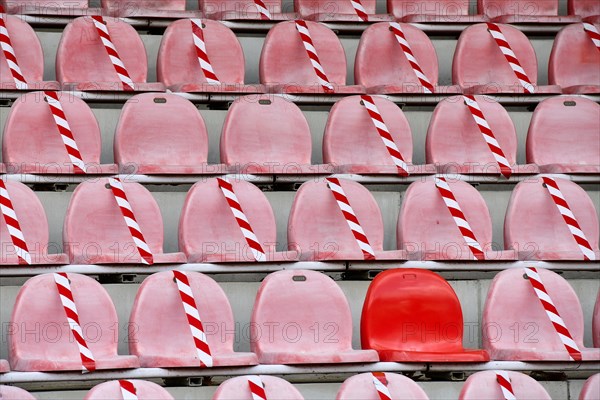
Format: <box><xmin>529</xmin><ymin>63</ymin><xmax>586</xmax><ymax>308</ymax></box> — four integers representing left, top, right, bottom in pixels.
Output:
<box><xmin>336</xmin><ymin>372</ymin><xmax>429</xmax><ymax>400</ymax></box>
<box><xmin>213</xmin><ymin>376</ymin><xmax>304</xmax><ymax>400</ymax></box>
<box><xmin>580</xmin><ymin>374</ymin><xmax>600</xmax><ymax>400</ymax></box>
<box><xmin>295</xmin><ymin>0</ymin><xmax>376</xmax><ymax>17</ymax></box>
<box><xmin>593</xmin><ymin>292</ymin><xmax>599</xmax><ymax>348</ymax></box>
<box><xmin>387</xmin><ymin>0</ymin><xmax>470</xmax><ymax>19</ymax></box>
<box><xmin>2</xmin><ymin>0</ymin><xmax>88</xmax><ymax>11</ymax></box>
<box><xmin>0</xmin><ymin>385</ymin><xmax>36</xmax><ymax>400</ymax></box>
<box><xmin>0</xmin><ymin>15</ymin><xmax>44</xmax><ymax>85</ymax></box>
<box><xmin>459</xmin><ymin>370</ymin><xmax>551</xmax><ymax>399</ymax></box>
<box><xmin>85</xmin><ymin>380</ymin><xmax>174</xmax><ymax>400</ymax></box>
<box><xmin>569</xmin><ymin>0</ymin><xmax>600</xmax><ymax>18</ymax></box>
<box><xmin>201</xmin><ymin>0</ymin><xmax>286</xmax><ymax>15</ymax></box>
<box><xmin>549</xmin><ymin>23</ymin><xmax>600</xmax><ymax>88</ymax></box>
<box><xmin>479</xmin><ymin>0</ymin><xmax>559</xmax><ymax>18</ymax></box>
<box><xmin>102</xmin><ymin>0</ymin><xmax>186</xmax><ymax>12</ymax></box>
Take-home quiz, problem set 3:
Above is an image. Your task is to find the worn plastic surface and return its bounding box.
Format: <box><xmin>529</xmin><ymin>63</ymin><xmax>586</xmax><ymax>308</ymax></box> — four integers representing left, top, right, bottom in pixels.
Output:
<box><xmin>459</xmin><ymin>370</ymin><xmax>552</xmax><ymax>399</ymax></box>
<box><xmin>212</xmin><ymin>375</ymin><xmax>304</xmax><ymax>399</ymax></box>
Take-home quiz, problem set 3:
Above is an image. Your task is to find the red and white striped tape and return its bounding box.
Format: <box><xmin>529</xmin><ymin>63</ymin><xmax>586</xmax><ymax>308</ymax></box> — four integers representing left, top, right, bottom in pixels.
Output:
<box><xmin>462</xmin><ymin>95</ymin><xmax>512</xmax><ymax>179</ymax></box>
<box><xmin>252</xmin><ymin>0</ymin><xmax>272</xmax><ymax>20</ymax></box>
<box><xmin>216</xmin><ymin>178</ymin><xmax>267</xmax><ymax>262</ymax></box>
<box><xmin>325</xmin><ymin>177</ymin><xmax>376</xmax><ymax>260</ymax></box>
<box><xmin>524</xmin><ymin>267</ymin><xmax>582</xmax><ymax>361</ymax></box>
<box><xmin>90</xmin><ymin>16</ymin><xmax>134</xmax><ymax>91</ymax></box>
<box><xmin>53</xmin><ymin>272</ymin><xmax>96</xmax><ymax>373</ymax></box>
<box><xmin>295</xmin><ymin>20</ymin><xmax>334</xmax><ymax>92</ymax></box>
<box><xmin>119</xmin><ymin>380</ymin><xmax>138</xmax><ymax>400</ymax></box>
<box><xmin>173</xmin><ymin>270</ymin><xmax>213</xmax><ymax>367</ymax></box>
<box><xmin>108</xmin><ymin>178</ymin><xmax>154</xmax><ymax>265</ymax></box>
<box><xmin>486</xmin><ymin>23</ymin><xmax>535</xmax><ymax>94</ymax></box>
<box><xmin>350</xmin><ymin>0</ymin><xmax>368</xmax><ymax>21</ymax></box>
<box><xmin>371</xmin><ymin>372</ymin><xmax>392</xmax><ymax>400</ymax></box>
<box><xmin>583</xmin><ymin>22</ymin><xmax>600</xmax><ymax>51</ymax></box>
<box><xmin>247</xmin><ymin>375</ymin><xmax>268</xmax><ymax>400</ymax></box>
<box><xmin>434</xmin><ymin>177</ymin><xmax>485</xmax><ymax>260</ymax></box>
<box><xmin>0</xmin><ymin>179</ymin><xmax>31</xmax><ymax>265</ymax></box>
<box><xmin>360</xmin><ymin>95</ymin><xmax>409</xmax><ymax>176</ymax></box>
<box><xmin>389</xmin><ymin>22</ymin><xmax>434</xmax><ymax>94</ymax></box>
<box><xmin>0</xmin><ymin>13</ymin><xmax>28</xmax><ymax>89</ymax></box>
<box><xmin>542</xmin><ymin>177</ymin><xmax>596</xmax><ymax>261</ymax></box>
<box><xmin>190</xmin><ymin>19</ymin><xmax>220</xmax><ymax>84</ymax></box>
<box><xmin>495</xmin><ymin>371</ymin><xmax>516</xmax><ymax>400</ymax></box>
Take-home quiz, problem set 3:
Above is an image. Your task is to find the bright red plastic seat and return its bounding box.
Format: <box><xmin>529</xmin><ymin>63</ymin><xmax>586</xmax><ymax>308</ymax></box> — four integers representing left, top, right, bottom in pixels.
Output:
<box><xmin>569</xmin><ymin>0</ymin><xmax>600</xmax><ymax>23</ymax></box>
<box><xmin>459</xmin><ymin>370</ymin><xmax>551</xmax><ymax>399</ymax></box>
<box><xmin>130</xmin><ymin>271</ymin><xmax>258</xmax><ymax>368</ymax></box>
<box><xmin>251</xmin><ymin>269</ymin><xmax>379</xmax><ymax>364</ymax></box>
<box><xmin>0</xmin><ymin>360</ymin><xmax>8</xmax><ymax>373</ymax></box>
<box><xmin>179</xmin><ymin>178</ymin><xmax>298</xmax><ymax>263</ymax></box>
<box><xmin>64</xmin><ymin>178</ymin><xmax>186</xmax><ymax>264</ymax></box>
<box><xmin>85</xmin><ymin>380</ymin><xmax>174</xmax><ymax>400</ymax></box>
<box><xmin>201</xmin><ymin>0</ymin><xmax>296</xmax><ymax>20</ymax></box>
<box><xmin>526</xmin><ymin>96</ymin><xmax>600</xmax><ymax>173</ymax></box>
<box><xmin>102</xmin><ymin>0</ymin><xmax>201</xmax><ymax>17</ymax></box>
<box><xmin>580</xmin><ymin>374</ymin><xmax>600</xmax><ymax>400</ymax></box>
<box><xmin>0</xmin><ymin>385</ymin><xmax>36</xmax><ymax>400</ymax></box>
<box><xmin>479</xmin><ymin>0</ymin><xmax>580</xmax><ymax>23</ymax></box>
<box><xmin>549</xmin><ymin>23</ymin><xmax>600</xmax><ymax>94</ymax></box>
<box><xmin>593</xmin><ymin>291</ymin><xmax>599</xmax><ymax>347</ymax></box>
<box><xmin>213</xmin><ymin>376</ymin><xmax>304</xmax><ymax>399</ymax></box>
<box><xmin>56</xmin><ymin>17</ymin><xmax>164</xmax><ymax>92</ymax></box>
<box><xmin>504</xmin><ymin>178</ymin><xmax>600</xmax><ymax>260</ymax></box>
<box><xmin>336</xmin><ymin>372</ymin><xmax>429</xmax><ymax>400</ymax></box>
<box><xmin>362</xmin><ymin>269</ymin><xmax>490</xmax><ymax>362</ymax></box>
<box><xmin>296</xmin><ymin>0</ymin><xmax>392</xmax><ymax>22</ymax></box>
<box><xmin>388</xmin><ymin>0</ymin><xmax>487</xmax><ymax>22</ymax></box>
<box><xmin>483</xmin><ymin>268</ymin><xmax>600</xmax><ymax>361</ymax></box>
<box><xmin>10</xmin><ymin>273</ymin><xmax>139</xmax><ymax>371</ymax></box>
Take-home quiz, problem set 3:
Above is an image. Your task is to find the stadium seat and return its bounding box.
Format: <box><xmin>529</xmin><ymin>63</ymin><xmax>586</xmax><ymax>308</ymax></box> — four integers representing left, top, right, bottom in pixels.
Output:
<box><xmin>398</xmin><ymin>179</ymin><xmax>516</xmax><ymax>260</ymax></box>
<box><xmin>361</xmin><ymin>269</ymin><xmax>490</xmax><ymax>362</ymax></box>
<box><xmin>102</xmin><ymin>0</ymin><xmax>201</xmax><ymax>18</ymax></box>
<box><xmin>201</xmin><ymin>0</ymin><xmax>296</xmax><ymax>20</ymax></box>
<box><xmin>85</xmin><ymin>380</ymin><xmax>174</xmax><ymax>400</ymax></box>
<box><xmin>260</xmin><ymin>21</ymin><xmax>364</xmax><ymax>94</ymax></box>
<box><xmin>388</xmin><ymin>0</ymin><xmax>487</xmax><ymax>23</ymax></box>
<box><xmin>526</xmin><ymin>96</ymin><xmax>600</xmax><ymax>173</ymax></box>
<box><xmin>0</xmin><ymin>360</ymin><xmax>8</xmax><ymax>373</ymax></box>
<box><xmin>0</xmin><ymin>0</ymin><xmax>95</xmax><ymax>15</ymax></box>
<box><xmin>0</xmin><ymin>385</ymin><xmax>36</xmax><ymax>399</ymax></box>
<box><xmin>129</xmin><ymin>271</ymin><xmax>258</xmax><ymax>367</ymax></box>
<box><xmin>10</xmin><ymin>273</ymin><xmax>139</xmax><ymax>371</ymax></box>
<box><xmin>483</xmin><ymin>268</ymin><xmax>600</xmax><ymax>361</ymax></box>
<box><xmin>179</xmin><ymin>178</ymin><xmax>298</xmax><ymax>262</ymax></box>
<box><xmin>336</xmin><ymin>372</ymin><xmax>429</xmax><ymax>399</ymax></box>
<box><xmin>479</xmin><ymin>0</ymin><xmax>581</xmax><ymax>23</ymax></box>
<box><xmin>56</xmin><ymin>17</ymin><xmax>165</xmax><ymax>92</ymax></box>
<box><xmin>0</xmin><ymin>180</ymin><xmax>68</xmax><ymax>265</ymax></box>
<box><xmin>63</xmin><ymin>179</ymin><xmax>187</xmax><ymax>264</ymax></box>
<box><xmin>213</xmin><ymin>376</ymin><xmax>304</xmax><ymax>399</ymax></box>
<box><xmin>549</xmin><ymin>23</ymin><xmax>600</xmax><ymax>94</ymax></box>
<box><xmin>459</xmin><ymin>370</ymin><xmax>551</xmax><ymax>399</ymax></box>
<box><xmin>593</xmin><ymin>291</ymin><xmax>599</xmax><ymax>347</ymax></box>
<box><xmin>569</xmin><ymin>0</ymin><xmax>600</xmax><ymax>23</ymax></box>
<box><xmin>504</xmin><ymin>178</ymin><xmax>600</xmax><ymax>260</ymax></box>
<box><xmin>453</xmin><ymin>23</ymin><xmax>561</xmax><ymax>94</ymax></box>
<box><xmin>288</xmin><ymin>179</ymin><xmax>406</xmax><ymax>261</ymax></box>
<box><xmin>251</xmin><ymin>269</ymin><xmax>379</xmax><ymax>364</ymax></box>
<box><xmin>3</xmin><ymin>91</ymin><xmax>117</xmax><ymax>174</ymax></box>
<box><xmin>295</xmin><ymin>0</ymin><xmax>392</xmax><ymax>22</ymax></box>
<box><xmin>580</xmin><ymin>374</ymin><xmax>600</xmax><ymax>400</ymax></box>
<box><xmin>157</xmin><ymin>19</ymin><xmax>263</xmax><ymax>93</ymax></box>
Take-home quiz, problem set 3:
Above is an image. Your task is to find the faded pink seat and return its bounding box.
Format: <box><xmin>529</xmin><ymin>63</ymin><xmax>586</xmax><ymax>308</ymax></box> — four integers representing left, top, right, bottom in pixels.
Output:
<box><xmin>56</xmin><ymin>17</ymin><xmax>165</xmax><ymax>92</ymax></box>
<box><xmin>0</xmin><ymin>360</ymin><xmax>9</xmax><ymax>373</ymax></box>
<box><xmin>549</xmin><ymin>23</ymin><xmax>600</xmax><ymax>94</ymax></box>
<box><xmin>10</xmin><ymin>273</ymin><xmax>139</xmax><ymax>371</ymax></box>
<box><xmin>158</xmin><ymin>19</ymin><xmax>262</xmax><ymax>94</ymax></box>
<box><xmin>593</xmin><ymin>291</ymin><xmax>599</xmax><ymax>347</ymax></box>
<box><xmin>398</xmin><ymin>179</ymin><xmax>516</xmax><ymax>260</ymax></box>
<box><xmin>130</xmin><ymin>271</ymin><xmax>258</xmax><ymax>368</ymax></box>
<box><xmin>0</xmin><ymin>385</ymin><xmax>36</xmax><ymax>400</ymax></box>
<box><xmin>0</xmin><ymin>180</ymin><xmax>68</xmax><ymax>266</ymax></box>
<box><xmin>336</xmin><ymin>372</ymin><xmax>429</xmax><ymax>400</ymax></box>
<box><xmin>453</xmin><ymin>23</ymin><xmax>561</xmax><ymax>94</ymax></box>
<box><xmin>479</xmin><ymin>0</ymin><xmax>581</xmax><ymax>23</ymax></box>
<box><xmin>388</xmin><ymin>0</ymin><xmax>487</xmax><ymax>23</ymax></box>
<box><xmin>102</xmin><ymin>0</ymin><xmax>201</xmax><ymax>18</ymax></box>
<box><xmin>580</xmin><ymin>374</ymin><xmax>600</xmax><ymax>400</ymax></box>
<box><xmin>288</xmin><ymin>179</ymin><xmax>406</xmax><ymax>261</ymax></box>
<box><xmin>526</xmin><ymin>96</ymin><xmax>600</xmax><ymax>173</ymax></box>
<box><xmin>179</xmin><ymin>178</ymin><xmax>298</xmax><ymax>263</ymax></box>
<box><xmin>296</xmin><ymin>0</ymin><xmax>392</xmax><ymax>22</ymax></box>
<box><xmin>483</xmin><ymin>268</ymin><xmax>600</xmax><ymax>361</ymax></box>
<box><xmin>459</xmin><ymin>371</ymin><xmax>551</xmax><ymax>399</ymax></box>
<box><xmin>426</xmin><ymin>95</ymin><xmax>537</xmax><ymax>175</ymax></box>
<box><xmin>504</xmin><ymin>178</ymin><xmax>600</xmax><ymax>260</ymax></box>
<box><xmin>251</xmin><ymin>269</ymin><xmax>379</xmax><ymax>364</ymax></box>
<box><xmin>569</xmin><ymin>0</ymin><xmax>600</xmax><ymax>23</ymax></box>
<box><xmin>0</xmin><ymin>0</ymin><xmax>96</xmax><ymax>15</ymax></box>
<box><xmin>260</xmin><ymin>21</ymin><xmax>364</xmax><ymax>94</ymax></box>
<box><xmin>201</xmin><ymin>0</ymin><xmax>296</xmax><ymax>20</ymax></box>
<box><xmin>3</xmin><ymin>91</ymin><xmax>116</xmax><ymax>174</ymax></box>
<box><xmin>64</xmin><ymin>179</ymin><xmax>186</xmax><ymax>264</ymax></box>
<box><xmin>85</xmin><ymin>380</ymin><xmax>174</xmax><ymax>400</ymax></box>
<box><xmin>213</xmin><ymin>376</ymin><xmax>304</xmax><ymax>399</ymax></box>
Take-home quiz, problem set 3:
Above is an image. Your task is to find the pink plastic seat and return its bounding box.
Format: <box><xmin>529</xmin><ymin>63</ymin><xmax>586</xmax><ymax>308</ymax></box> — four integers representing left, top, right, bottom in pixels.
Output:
<box><xmin>260</xmin><ymin>21</ymin><xmax>364</xmax><ymax>94</ymax></box>
<box><xmin>0</xmin><ymin>360</ymin><xmax>9</xmax><ymax>373</ymax></box>
<box><xmin>179</xmin><ymin>178</ymin><xmax>298</xmax><ymax>263</ymax></box>
<box><xmin>362</xmin><ymin>269</ymin><xmax>490</xmax><ymax>362</ymax></box>
<box><xmin>526</xmin><ymin>96</ymin><xmax>600</xmax><ymax>173</ymax></box>
<box><xmin>1</xmin><ymin>0</ymin><xmax>96</xmax><ymax>15</ymax></box>
<box><xmin>0</xmin><ymin>385</ymin><xmax>36</xmax><ymax>400</ymax></box>
<box><xmin>130</xmin><ymin>271</ymin><xmax>258</xmax><ymax>368</ymax></box>
<box><xmin>213</xmin><ymin>376</ymin><xmax>304</xmax><ymax>399</ymax></box>
<box><xmin>459</xmin><ymin>371</ymin><xmax>551</xmax><ymax>399</ymax></box>
<box><xmin>479</xmin><ymin>0</ymin><xmax>581</xmax><ymax>23</ymax></box>
<box><xmin>201</xmin><ymin>0</ymin><xmax>296</xmax><ymax>20</ymax></box>
<box><xmin>251</xmin><ymin>269</ymin><xmax>379</xmax><ymax>364</ymax></box>
<box><xmin>549</xmin><ymin>23</ymin><xmax>600</xmax><ymax>94</ymax></box>
<box><xmin>102</xmin><ymin>0</ymin><xmax>201</xmax><ymax>18</ymax></box>
<box><xmin>10</xmin><ymin>273</ymin><xmax>139</xmax><ymax>371</ymax></box>
<box><xmin>569</xmin><ymin>0</ymin><xmax>600</xmax><ymax>23</ymax></box>
<box><xmin>56</xmin><ymin>17</ymin><xmax>164</xmax><ymax>92</ymax></box>
<box><xmin>453</xmin><ymin>23</ymin><xmax>561</xmax><ymax>94</ymax></box>
<box><xmin>3</xmin><ymin>91</ymin><xmax>116</xmax><ymax>174</ymax></box>
<box><xmin>64</xmin><ymin>178</ymin><xmax>186</xmax><ymax>264</ymax></box>
<box><xmin>398</xmin><ymin>179</ymin><xmax>516</xmax><ymax>260</ymax></box>
<box><xmin>593</xmin><ymin>291</ymin><xmax>599</xmax><ymax>347</ymax></box>
<box><xmin>483</xmin><ymin>268</ymin><xmax>600</xmax><ymax>361</ymax></box>
<box><xmin>288</xmin><ymin>179</ymin><xmax>406</xmax><ymax>261</ymax></box>
<box><xmin>0</xmin><ymin>180</ymin><xmax>68</xmax><ymax>266</ymax></box>
<box><xmin>296</xmin><ymin>0</ymin><xmax>392</xmax><ymax>22</ymax></box>
<box><xmin>504</xmin><ymin>178</ymin><xmax>600</xmax><ymax>260</ymax></box>
<box><xmin>85</xmin><ymin>380</ymin><xmax>174</xmax><ymax>400</ymax></box>
<box><xmin>388</xmin><ymin>0</ymin><xmax>487</xmax><ymax>22</ymax></box>
<box><xmin>336</xmin><ymin>372</ymin><xmax>429</xmax><ymax>400</ymax></box>
<box><xmin>580</xmin><ymin>374</ymin><xmax>600</xmax><ymax>400</ymax></box>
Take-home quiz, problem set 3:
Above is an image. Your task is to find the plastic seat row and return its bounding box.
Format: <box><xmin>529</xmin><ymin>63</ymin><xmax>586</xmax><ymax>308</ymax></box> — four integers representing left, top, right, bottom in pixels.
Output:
<box><xmin>2</xmin><ymin>15</ymin><xmax>599</xmax><ymax>94</ymax></box>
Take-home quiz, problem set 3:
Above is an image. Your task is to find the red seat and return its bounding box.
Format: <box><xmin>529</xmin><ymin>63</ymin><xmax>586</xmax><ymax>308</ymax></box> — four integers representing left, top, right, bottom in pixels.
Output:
<box><xmin>504</xmin><ymin>178</ymin><xmax>600</xmax><ymax>260</ymax></box>
<box><xmin>0</xmin><ymin>360</ymin><xmax>8</xmax><ymax>373</ymax></box>
<box><xmin>0</xmin><ymin>385</ymin><xmax>36</xmax><ymax>400</ymax></box>
<box><xmin>483</xmin><ymin>268</ymin><xmax>600</xmax><ymax>361</ymax></box>
<box><xmin>1</xmin><ymin>0</ymin><xmax>96</xmax><ymax>15</ymax></box>
<box><xmin>580</xmin><ymin>374</ymin><xmax>600</xmax><ymax>400</ymax></box>
<box><xmin>56</xmin><ymin>17</ymin><xmax>164</xmax><ymax>92</ymax></box>
<box><xmin>362</xmin><ymin>269</ymin><xmax>490</xmax><ymax>362</ymax></box>
<box><xmin>213</xmin><ymin>376</ymin><xmax>304</xmax><ymax>399</ymax></box>
<box><xmin>479</xmin><ymin>0</ymin><xmax>581</xmax><ymax>23</ymax></box>
<box><xmin>459</xmin><ymin>370</ymin><xmax>551</xmax><ymax>399</ymax></box>
<box><xmin>288</xmin><ymin>179</ymin><xmax>406</xmax><ymax>261</ymax></box>
<box><xmin>3</xmin><ymin>91</ymin><xmax>116</xmax><ymax>174</ymax></box>
<box><xmin>336</xmin><ymin>372</ymin><xmax>429</xmax><ymax>399</ymax></box>
<box><xmin>201</xmin><ymin>0</ymin><xmax>296</xmax><ymax>20</ymax></box>
<box><xmin>64</xmin><ymin>179</ymin><xmax>186</xmax><ymax>264</ymax></box>
<box><xmin>295</xmin><ymin>0</ymin><xmax>392</xmax><ymax>22</ymax></box>
<box><xmin>549</xmin><ymin>23</ymin><xmax>600</xmax><ymax>94</ymax></box>
<box><xmin>569</xmin><ymin>0</ymin><xmax>600</xmax><ymax>23</ymax></box>
<box><xmin>388</xmin><ymin>0</ymin><xmax>487</xmax><ymax>22</ymax></box>
<box><xmin>10</xmin><ymin>273</ymin><xmax>139</xmax><ymax>371</ymax></box>
<box><xmin>85</xmin><ymin>380</ymin><xmax>174</xmax><ymax>400</ymax></box>
<box><xmin>526</xmin><ymin>96</ymin><xmax>600</xmax><ymax>173</ymax></box>
<box><xmin>129</xmin><ymin>271</ymin><xmax>258</xmax><ymax>368</ymax></box>
<box><xmin>593</xmin><ymin>291</ymin><xmax>599</xmax><ymax>347</ymax></box>
<box><xmin>102</xmin><ymin>0</ymin><xmax>201</xmax><ymax>18</ymax></box>
<box><xmin>0</xmin><ymin>180</ymin><xmax>68</xmax><ymax>265</ymax></box>
<box><xmin>260</xmin><ymin>21</ymin><xmax>364</xmax><ymax>94</ymax></box>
